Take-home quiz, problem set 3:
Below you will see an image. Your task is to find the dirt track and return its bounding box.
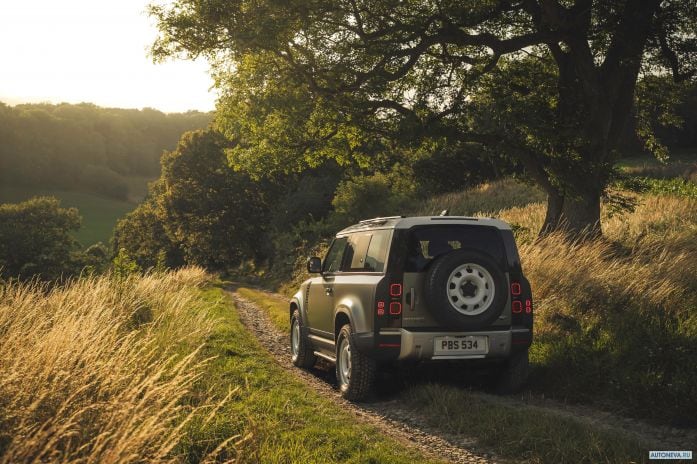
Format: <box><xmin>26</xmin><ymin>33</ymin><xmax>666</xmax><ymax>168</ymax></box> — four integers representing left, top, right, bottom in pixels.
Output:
<box><xmin>227</xmin><ymin>288</ymin><xmax>697</xmax><ymax>463</ymax></box>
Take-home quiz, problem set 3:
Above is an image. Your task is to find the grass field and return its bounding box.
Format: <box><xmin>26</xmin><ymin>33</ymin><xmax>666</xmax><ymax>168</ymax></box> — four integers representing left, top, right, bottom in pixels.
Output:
<box><xmin>0</xmin><ymin>182</ymin><xmax>152</xmax><ymax>246</ymax></box>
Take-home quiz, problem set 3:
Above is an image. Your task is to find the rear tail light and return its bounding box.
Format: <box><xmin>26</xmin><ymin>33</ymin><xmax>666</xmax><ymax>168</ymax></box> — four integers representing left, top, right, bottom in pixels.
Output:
<box><xmin>389</xmin><ymin>302</ymin><xmax>402</xmax><ymax>315</ymax></box>
<box><xmin>389</xmin><ymin>283</ymin><xmax>402</xmax><ymax>297</ymax></box>
<box><xmin>377</xmin><ymin>301</ymin><xmax>385</xmax><ymax>316</ymax></box>
<box><xmin>511</xmin><ymin>282</ymin><xmax>521</xmax><ymax>296</ymax></box>
<box><xmin>525</xmin><ymin>299</ymin><xmax>532</xmax><ymax>314</ymax></box>
<box><xmin>512</xmin><ymin>300</ymin><xmax>522</xmax><ymax>313</ymax></box>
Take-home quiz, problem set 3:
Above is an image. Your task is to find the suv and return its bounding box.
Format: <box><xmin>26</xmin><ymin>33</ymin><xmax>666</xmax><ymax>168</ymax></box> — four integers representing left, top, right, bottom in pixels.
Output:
<box><xmin>289</xmin><ymin>215</ymin><xmax>533</xmax><ymax>400</ymax></box>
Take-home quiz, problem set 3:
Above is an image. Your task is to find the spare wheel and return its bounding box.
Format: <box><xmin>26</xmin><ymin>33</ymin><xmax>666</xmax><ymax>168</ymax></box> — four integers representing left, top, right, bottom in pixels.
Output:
<box><xmin>424</xmin><ymin>249</ymin><xmax>507</xmax><ymax>330</ymax></box>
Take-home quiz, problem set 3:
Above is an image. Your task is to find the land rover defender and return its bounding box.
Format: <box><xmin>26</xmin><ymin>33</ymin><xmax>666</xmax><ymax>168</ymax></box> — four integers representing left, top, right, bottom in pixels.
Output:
<box><xmin>290</xmin><ymin>215</ymin><xmax>533</xmax><ymax>400</ymax></box>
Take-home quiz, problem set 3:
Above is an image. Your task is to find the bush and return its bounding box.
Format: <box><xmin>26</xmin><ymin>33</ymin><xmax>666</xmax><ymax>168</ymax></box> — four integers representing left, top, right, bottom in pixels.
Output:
<box><xmin>0</xmin><ymin>197</ymin><xmax>82</xmax><ymax>281</ymax></box>
<box><xmin>330</xmin><ymin>171</ymin><xmax>417</xmax><ymax>227</ymax></box>
<box><xmin>112</xmin><ymin>192</ymin><xmax>184</xmax><ymax>271</ymax></box>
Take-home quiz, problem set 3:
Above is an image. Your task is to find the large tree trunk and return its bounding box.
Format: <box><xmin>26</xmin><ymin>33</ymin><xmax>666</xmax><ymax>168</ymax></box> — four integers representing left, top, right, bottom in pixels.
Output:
<box><xmin>559</xmin><ymin>186</ymin><xmax>602</xmax><ymax>237</ymax></box>
<box><xmin>539</xmin><ymin>187</ymin><xmax>564</xmax><ymax>236</ymax></box>
<box><xmin>538</xmin><ymin>183</ymin><xmax>602</xmax><ymax>238</ymax></box>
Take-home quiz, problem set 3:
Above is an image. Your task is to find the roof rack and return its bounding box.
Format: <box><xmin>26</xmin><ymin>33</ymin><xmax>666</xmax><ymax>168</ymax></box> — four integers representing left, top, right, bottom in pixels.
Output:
<box><xmin>358</xmin><ymin>216</ymin><xmax>404</xmax><ymax>225</ymax></box>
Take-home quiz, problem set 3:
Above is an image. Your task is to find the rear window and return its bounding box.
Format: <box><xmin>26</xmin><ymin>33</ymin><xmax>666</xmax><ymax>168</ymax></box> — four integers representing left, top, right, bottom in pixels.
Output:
<box><xmin>344</xmin><ymin>233</ymin><xmax>372</xmax><ymax>271</ymax></box>
<box><xmin>364</xmin><ymin>229</ymin><xmax>390</xmax><ymax>272</ymax></box>
<box><xmin>405</xmin><ymin>225</ymin><xmax>505</xmax><ymax>272</ymax></box>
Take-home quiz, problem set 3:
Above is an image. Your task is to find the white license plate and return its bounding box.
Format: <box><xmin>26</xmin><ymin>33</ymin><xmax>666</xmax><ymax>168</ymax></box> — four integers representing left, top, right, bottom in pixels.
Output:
<box><xmin>434</xmin><ymin>336</ymin><xmax>488</xmax><ymax>356</ymax></box>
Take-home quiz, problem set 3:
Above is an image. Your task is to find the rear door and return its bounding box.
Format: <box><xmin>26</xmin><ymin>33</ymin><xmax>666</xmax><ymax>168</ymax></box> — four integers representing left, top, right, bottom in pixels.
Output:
<box><xmin>401</xmin><ymin>225</ymin><xmax>510</xmax><ymax>329</ymax></box>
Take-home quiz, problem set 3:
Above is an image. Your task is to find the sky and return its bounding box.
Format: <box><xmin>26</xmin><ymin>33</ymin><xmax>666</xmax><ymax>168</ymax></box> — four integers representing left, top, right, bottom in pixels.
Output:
<box><xmin>0</xmin><ymin>0</ymin><xmax>216</xmax><ymax>113</ymax></box>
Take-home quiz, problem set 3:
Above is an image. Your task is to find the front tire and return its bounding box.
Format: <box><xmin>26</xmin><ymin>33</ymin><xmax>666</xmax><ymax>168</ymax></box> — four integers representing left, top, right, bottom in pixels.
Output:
<box><xmin>290</xmin><ymin>309</ymin><xmax>316</xmax><ymax>368</ymax></box>
<box><xmin>336</xmin><ymin>324</ymin><xmax>376</xmax><ymax>401</ymax></box>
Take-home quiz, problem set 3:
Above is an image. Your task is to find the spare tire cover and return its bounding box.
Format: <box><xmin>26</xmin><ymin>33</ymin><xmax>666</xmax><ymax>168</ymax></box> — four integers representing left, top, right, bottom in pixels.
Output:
<box><xmin>424</xmin><ymin>249</ymin><xmax>507</xmax><ymax>330</ymax></box>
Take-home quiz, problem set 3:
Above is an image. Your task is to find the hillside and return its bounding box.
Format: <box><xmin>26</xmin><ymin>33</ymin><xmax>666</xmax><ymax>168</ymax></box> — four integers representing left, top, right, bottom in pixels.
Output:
<box><xmin>0</xmin><ymin>101</ymin><xmax>212</xmax><ymax>246</ymax></box>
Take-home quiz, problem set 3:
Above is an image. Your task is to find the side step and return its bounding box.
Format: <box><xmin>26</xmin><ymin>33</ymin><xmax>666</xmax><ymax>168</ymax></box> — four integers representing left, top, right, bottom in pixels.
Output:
<box><xmin>313</xmin><ymin>351</ymin><xmax>336</xmax><ymax>363</ymax></box>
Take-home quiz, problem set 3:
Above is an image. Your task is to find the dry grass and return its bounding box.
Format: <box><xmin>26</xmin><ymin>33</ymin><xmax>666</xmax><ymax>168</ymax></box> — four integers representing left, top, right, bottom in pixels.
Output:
<box><xmin>0</xmin><ymin>267</ymin><xmax>239</xmax><ymax>463</ymax></box>
<box><xmin>416</xmin><ymin>178</ymin><xmax>546</xmax><ymax>217</ymax></box>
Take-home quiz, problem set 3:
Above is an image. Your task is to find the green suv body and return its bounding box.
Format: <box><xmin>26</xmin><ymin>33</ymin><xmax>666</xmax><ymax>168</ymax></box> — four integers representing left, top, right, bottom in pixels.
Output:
<box><xmin>290</xmin><ymin>215</ymin><xmax>533</xmax><ymax>400</ymax></box>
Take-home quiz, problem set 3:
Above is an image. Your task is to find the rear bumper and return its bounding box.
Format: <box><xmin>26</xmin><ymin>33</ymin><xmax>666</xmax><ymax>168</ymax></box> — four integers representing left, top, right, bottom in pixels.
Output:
<box><xmin>355</xmin><ymin>327</ymin><xmax>531</xmax><ymax>361</ymax></box>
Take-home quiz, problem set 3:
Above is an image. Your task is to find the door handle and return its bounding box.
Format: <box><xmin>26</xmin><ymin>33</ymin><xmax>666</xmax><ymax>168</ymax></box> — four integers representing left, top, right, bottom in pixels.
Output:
<box><xmin>409</xmin><ymin>288</ymin><xmax>415</xmax><ymax>311</ymax></box>
<box><xmin>325</xmin><ymin>287</ymin><xmax>333</xmax><ymax>295</ymax></box>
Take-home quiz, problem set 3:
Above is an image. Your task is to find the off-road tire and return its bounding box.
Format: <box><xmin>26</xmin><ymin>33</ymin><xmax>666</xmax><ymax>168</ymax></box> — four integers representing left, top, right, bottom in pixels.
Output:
<box><xmin>424</xmin><ymin>249</ymin><xmax>507</xmax><ymax>330</ymax></box>
<box><xmin>495</xmin><ymin>349</ymin><xmax>529</xmax><ymax>394</ymax></box>
<box><xmin>290</xmin><ymin>309</ymin><xmax>316</xmax><ymax>368</ymax></box>
<box><xmin>336</xmin><ymin>324</ymin><xmax>376</xmax><ymax>401</ymax></box>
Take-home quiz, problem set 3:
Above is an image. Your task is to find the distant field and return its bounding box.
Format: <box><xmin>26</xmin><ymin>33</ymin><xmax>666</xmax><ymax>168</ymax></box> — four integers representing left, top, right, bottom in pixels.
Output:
<box><xmin>0</xmin><ymin>185</ymin><xmax>144</xmax><ymax>246</ymax></box>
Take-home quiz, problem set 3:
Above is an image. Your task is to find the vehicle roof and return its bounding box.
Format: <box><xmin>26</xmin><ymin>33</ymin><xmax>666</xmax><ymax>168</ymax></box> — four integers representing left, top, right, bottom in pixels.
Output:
<box><xmin>337</xmin><ymin>215</ymin><xmax>512</xmax><ymax>235</ymax></box>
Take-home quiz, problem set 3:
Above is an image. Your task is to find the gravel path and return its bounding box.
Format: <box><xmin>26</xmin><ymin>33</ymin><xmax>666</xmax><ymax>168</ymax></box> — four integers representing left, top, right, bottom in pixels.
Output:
<box><xmin>227</xmin><ymin>289</ymin><xmax>501</xmax><ymax>464</ymax></box>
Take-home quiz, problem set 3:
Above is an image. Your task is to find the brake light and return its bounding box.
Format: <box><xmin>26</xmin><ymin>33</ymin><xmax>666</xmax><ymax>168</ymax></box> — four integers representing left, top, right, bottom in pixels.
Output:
<box><xmin>389</xmin><ymin>302</ymin><xmax>402</xmax><ymax>315</ymax></box>
<box><xmin>511</xmin><ymin>282</ymin><xmax>521</xmax><ymax>296</ymax></box>
<box><xmin>525</xmin><ymin>299</ymin><xmax>532</xmax><ymax>314</ymax></box>
<box><xmin>512</xmin><ymin>300</ymin><xmax>522</xmax><ymax>313</ymax></box>
<box><xmin>390</xmin><ymin>283</ymin><xmax>402</xmax><ymax>297</ymax></box>
<box><xmin>377</xmin><ymin>301</ymin><xmax>385</xmax><ymax>316</ymax></box>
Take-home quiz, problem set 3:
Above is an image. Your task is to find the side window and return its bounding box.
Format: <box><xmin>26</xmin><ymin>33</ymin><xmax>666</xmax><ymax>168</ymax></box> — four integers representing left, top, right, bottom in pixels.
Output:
<box><xmin>322</xmin><ymin>237</ymin><xmax>347</xmax><ymax>273</ymax></box>
<box><xmin>364</xmin><ymin>230</ymin><xmax>390</xmax><ymax>272</ymax></box>
<box><xmin>343</xmin><ymin>233</ymin><xmax>372</xmax><ymax>272</ymax></box>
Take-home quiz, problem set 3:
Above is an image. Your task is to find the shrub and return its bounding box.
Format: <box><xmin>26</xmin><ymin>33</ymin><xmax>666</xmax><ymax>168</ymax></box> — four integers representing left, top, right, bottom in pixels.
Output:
<box><xmin>330</xmin><ymin>171</ymin><xmax>416</xmax><ymax>227</ymax></box>
<box><xmin>0</xmin><ymin>197</ymin><xmax>81</xmax><ymax>281</ymax></box>
<box><xmin>112</xmin><ymin>193</ymin><xmax>184</xmax><ymax>271</ymax></box>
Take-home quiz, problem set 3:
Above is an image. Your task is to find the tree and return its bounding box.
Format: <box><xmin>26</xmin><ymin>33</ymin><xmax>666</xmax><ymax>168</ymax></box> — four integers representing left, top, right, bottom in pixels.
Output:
<box><xmin>114</xmin><ymin>130</ymin><xmax>271</xmax><ymax>270</ymax></box>
<box><xmin>112</xmin><ymin>189</ymin><xmax>184</xmax><ymax>271</ymax></box>
<box><xmin>151</xmin><ymin>0</ymin><xmax>696</xmax><ymax>236</ymax></box>
<box><xmin>0</xmin><ymin>197</ymin><xmax>81</xmax><ymax>280</ymax></box>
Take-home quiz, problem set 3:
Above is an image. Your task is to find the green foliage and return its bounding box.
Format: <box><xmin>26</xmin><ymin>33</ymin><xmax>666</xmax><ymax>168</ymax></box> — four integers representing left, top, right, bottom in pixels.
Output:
<box><xmin>157</xmin><ymin>130</ymin><xmax>270</xmax><ymax>268</ymax></box>
<box><xmin>79</xmin><ymin>165</ymin><xmax>129</xmax><ymax>201</ymax></box>
<box><xmin>0</xmin><ymin>197</ymin><xmax>81</xmax><ymax>280</ymax></box>
<box><xmin>111</xmin><ymin>248</ymin><xmax>141</xmax><ymax>279</ymax></box>
<box><xmin>150</xmin><ymin>0</ymin><xmax>696</xmax><ymax>236</ymax></box>
<box><xmin>79</xmin><ymin>242</ymin><xmax>111</xmax><ymax>275</ymax></box>
<box><xmin>330</xmin><ymin>171</ymin><xmax>416</xmax><ymax>227</ymax></box>
<box><xmin>0</xmin><ymin>185</ymin><xmax>137</xmax><ymax>246</ymax></box>
<box><xmin>636</xmin><ymin>177</ymin><xmax>697</xmax><ymax>198</ymax></box>
<box><xmin>112</xmin><ymin>191</ymin><xmax>183</xmax><ymax>270</ymax></box>
<box><xmin>114</xmin><ymin>130</ymin><xmax>270</xmax><ymax>271</ymax></box>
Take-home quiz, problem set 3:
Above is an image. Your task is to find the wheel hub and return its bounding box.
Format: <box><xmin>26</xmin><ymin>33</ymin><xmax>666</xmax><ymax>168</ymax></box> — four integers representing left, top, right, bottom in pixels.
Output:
<box><xmin>446</xmin><ymin>263</ymin><xmax>495</xmax><ymax>316</ymax></box>
<box><xmin>460</xmin><ymin>280</ymin><xmax>478</xmax><ymax>298</ymax></box>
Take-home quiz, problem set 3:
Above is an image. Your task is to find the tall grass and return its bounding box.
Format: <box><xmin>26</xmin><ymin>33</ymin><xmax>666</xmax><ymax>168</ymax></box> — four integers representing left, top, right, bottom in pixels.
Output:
<box><xmin>0</xmin><ymin>267</ymin><xmax>238</xmax><ymax>463</ymax></box>
<box><xmin>418</xmin><ymin>182</ymin><xmax>697</xmax><ymax>424</ymax></box>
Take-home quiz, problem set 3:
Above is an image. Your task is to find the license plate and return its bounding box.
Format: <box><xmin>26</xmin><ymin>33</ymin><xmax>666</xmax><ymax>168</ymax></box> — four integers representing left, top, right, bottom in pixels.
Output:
<box><xmin>434</xmin><ymin>336</ymin><xmax>488</xmax><ymax>356</ymax></box>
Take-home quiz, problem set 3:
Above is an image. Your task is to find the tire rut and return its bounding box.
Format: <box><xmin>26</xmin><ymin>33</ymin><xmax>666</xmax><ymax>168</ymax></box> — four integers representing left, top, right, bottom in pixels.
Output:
<box><xmin>227</xmin><ymin>289</ymin><xmax>502</xmax><ymax>464</ymax></box>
